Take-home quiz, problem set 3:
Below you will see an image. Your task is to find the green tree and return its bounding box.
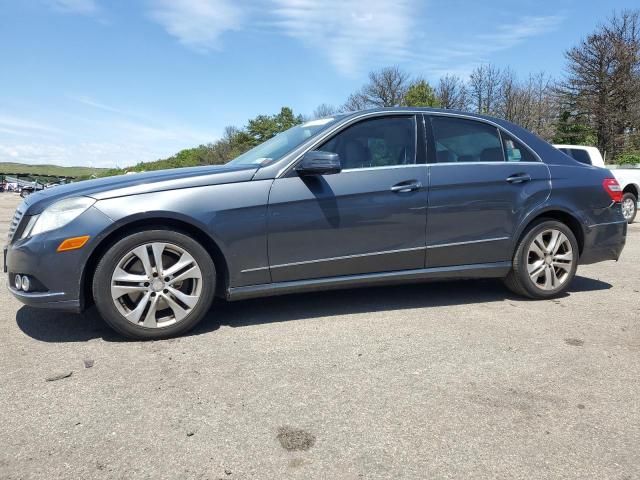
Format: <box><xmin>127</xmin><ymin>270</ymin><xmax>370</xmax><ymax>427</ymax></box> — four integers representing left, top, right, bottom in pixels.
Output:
<box><xmin>552</xmin><ymin>111</ymin><xmax>596</xmax><ymax>145</ymax></box>
<box><xmin>246</xmin><ymin>107</ymin><xmax>303</xmax><ymax>145</ymax></box>
<box><xmin>617</xmin><ymin>151</ymin><xmax>640</xmax><ymax>165</ymax></box>
<box><xmin>403</xmin><ymin>79</ymin><xmax>439</xmax><ymax>107</ymax></box>
<box><xmin>98</xmin><ymin>106</ymin><xmax>306</xmax><ymax>176</ymax></box>
<box><xmin>557</xmin><ymin>10</ymin><xmax>640</xmax><ymax>158</ymax></box>
<box><xmin>342</xmin><ymin>66</ymin><xmax>410</xmax><ymax>110</ymax></box>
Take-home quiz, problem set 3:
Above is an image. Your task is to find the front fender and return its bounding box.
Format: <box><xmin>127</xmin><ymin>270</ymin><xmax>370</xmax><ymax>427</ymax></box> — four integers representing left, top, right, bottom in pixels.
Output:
<box><xmin>92</xmin><ymin>180</ymin><xmax>273</xmax><ymax>288</ymax></box>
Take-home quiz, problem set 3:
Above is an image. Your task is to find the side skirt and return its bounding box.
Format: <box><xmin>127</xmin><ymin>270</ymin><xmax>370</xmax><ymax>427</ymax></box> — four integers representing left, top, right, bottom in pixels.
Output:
<box><xmin>226</xmin><ymin>261</ymin><xmax>511</xmax><ymax>301</ymax></box>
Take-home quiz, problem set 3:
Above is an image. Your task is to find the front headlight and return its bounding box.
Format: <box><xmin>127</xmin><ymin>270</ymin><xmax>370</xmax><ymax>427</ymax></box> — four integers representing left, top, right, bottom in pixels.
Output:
<box><xmin>22</xmin><ymin>197</ymin><xmax>96</xmax><ymax>238</ymax></box>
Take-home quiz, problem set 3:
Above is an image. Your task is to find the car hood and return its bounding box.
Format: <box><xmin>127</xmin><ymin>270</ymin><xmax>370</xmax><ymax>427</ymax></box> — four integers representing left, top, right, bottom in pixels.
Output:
<box><xmin>23</xmin><ymin>164</ymin><xmax>259</xmax><ymax>214</ymax></box>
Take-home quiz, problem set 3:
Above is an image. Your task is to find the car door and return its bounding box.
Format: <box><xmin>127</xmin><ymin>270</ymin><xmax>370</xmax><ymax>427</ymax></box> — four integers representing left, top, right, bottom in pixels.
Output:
<box><xmin>267</xmin><ymin>114</ymin><xmax>428</xmax><ymax>283</ymax></box>
<box><xmin>425</xmin><ymin>114</ymin><xmax>550</xmax><ymax>268</ymax></box>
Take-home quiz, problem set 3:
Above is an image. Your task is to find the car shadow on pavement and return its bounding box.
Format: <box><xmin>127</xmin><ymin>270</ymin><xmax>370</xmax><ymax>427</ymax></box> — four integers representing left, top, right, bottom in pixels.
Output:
<box><xmin>15</xmin><ymin>275</ymin><xmax>611</xmax><ymax>343</ymax></box>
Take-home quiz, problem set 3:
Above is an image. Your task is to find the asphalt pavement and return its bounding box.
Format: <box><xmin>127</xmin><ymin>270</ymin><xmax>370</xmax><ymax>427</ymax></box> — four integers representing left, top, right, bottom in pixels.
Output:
<box><xmin>1</xmin><ymin>192</ymin><xmax>638</xmax><ymax>479</ymax></box>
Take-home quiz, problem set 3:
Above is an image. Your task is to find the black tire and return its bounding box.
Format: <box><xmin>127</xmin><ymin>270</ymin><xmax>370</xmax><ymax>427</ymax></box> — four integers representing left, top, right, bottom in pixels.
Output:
<box><xmin>92</xmin><ymin>229</ymin><xmax>216</xmax><ymax>340</ymax></box>
<box><xmin>621</xmin><ymin>192</ymin><xmax>637</xmax><ymax>224</ymax></box>
<box><xmin>503</xmin><ymin>219</ymin><xmax>579</xmax><ymax>299</ymax></box>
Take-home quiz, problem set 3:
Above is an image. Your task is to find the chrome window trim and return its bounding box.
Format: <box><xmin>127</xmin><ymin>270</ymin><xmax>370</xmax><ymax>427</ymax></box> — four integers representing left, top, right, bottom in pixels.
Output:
<box><xmin>427</xmin><ymin>111</ymin><xmax>543</xmax><ymax>163</ymax></box>
<box><xmin>341</xmin><ymin>164</ymin><xmax>427</xmax><ymax>173</ymax></box>
<box><xmin>276</xmin><ymin>110</ymin><xmax>543</xmax><ymax>178</ymax></box>
<box><xmin>426</xmin><ymin>236</ymin><xmax>510</xmax><ymax>249</ymax></box>
<box><xmin>287</xmin><ymin>114</ymin><xmax>419</xmax><ymax>173</ymax></box>
<box><xmin>496</xmin><ymin>128</ymin><xmax>508</xmax><ymax>162</ymax></box>
<box><xmin>428</xmin><ymin>114</ymin><xmax>542</xmax><ymax>165</ymax></box>
<box><xmin>497</xmin><ymin>127</ymin><xmax>542</xmax><ymax>164</ymax></box>
<box><xmin>427</xmin><ymin>161</ymin><xmax>543</xmax><ymax>168</ymax></box>
<box><xmin>276</xmin><ymin>112</ymin><xmax>420</xmax><ymax>178</ymax></box>
<box><xmin>431</xmin><ymin>115</ymin><xmax>506</xmax><ymax>164</ymax></box>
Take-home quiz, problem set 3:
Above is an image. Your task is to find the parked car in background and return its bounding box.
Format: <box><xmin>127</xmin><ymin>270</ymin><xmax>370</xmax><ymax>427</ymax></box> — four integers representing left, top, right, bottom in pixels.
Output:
<box><xmin>554</xmin><ymin>144</ymin><xmax>639</xmax><ymax>223</ymax></box>
<box><xmin>5</xmin><ymin>108</ymin><xmax>627</xmax><ymax>340</ymax></box>
<box><xmin>19</xmin><ymin>186</ymin><xmax>35</xmax><ymax>198</ymax></box>
<box><xmin>18</xmin><ymin>184</ymin><xmax>45</xmax><ymax>198</ymax></box>
<box><xmin>554</xmin><ymin>144</ymin><xmax>605</xmax><ymax>166</ymax></box>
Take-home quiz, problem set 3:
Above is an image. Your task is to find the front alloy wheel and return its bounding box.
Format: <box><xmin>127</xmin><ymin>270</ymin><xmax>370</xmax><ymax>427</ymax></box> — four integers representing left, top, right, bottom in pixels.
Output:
<box><xmin>93</xmin><ymin>229</ymin><xmax>216</xmax><ymax>339</ymax></box>
<box><xmin>111</xmin><ymin>243</ymin><xmax>203</xmax><ymax>328</ymax></box>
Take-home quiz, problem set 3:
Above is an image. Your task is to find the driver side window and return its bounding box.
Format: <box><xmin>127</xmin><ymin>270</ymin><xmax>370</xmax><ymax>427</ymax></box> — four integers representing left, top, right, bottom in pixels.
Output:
<box><xmin>316</xmin><ymin>116</ymin><xmax>416</xmax><ymax>170</ymax></box>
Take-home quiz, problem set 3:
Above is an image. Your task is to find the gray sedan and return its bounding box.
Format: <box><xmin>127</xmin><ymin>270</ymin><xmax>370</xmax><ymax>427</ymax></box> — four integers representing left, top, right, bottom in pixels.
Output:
<box><xmin>4</xmin><ymin>108</ymin><xmax>627</xmax><ymax>339</ymax></box>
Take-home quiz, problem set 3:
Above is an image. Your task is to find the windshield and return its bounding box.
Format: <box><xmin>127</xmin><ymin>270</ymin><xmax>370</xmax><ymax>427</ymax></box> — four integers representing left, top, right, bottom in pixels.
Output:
<box><xmin>226</xmin><ymin>117</ymin><xmax>340</xmax><ymax>166</ymax></box>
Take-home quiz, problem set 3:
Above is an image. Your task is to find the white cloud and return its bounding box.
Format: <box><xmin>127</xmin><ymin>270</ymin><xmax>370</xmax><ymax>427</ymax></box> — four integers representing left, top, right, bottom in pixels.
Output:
<box><xmin>0</xmin><ymin>142</ymin><xmax>151</xmax><ymax>168</ymax></box>
<box><xmin>115</xmin><ymin>119</ymin><xmax>213</xmax><ymax>144</ymax></box>
<box><xmin>0</xmin><ymin>114</ymin><xmax>62</xmax><ymax>135</ymax></box>
<box><xmin>147</xmin><ymin>0</ymin><xmax>416</xmax><ymax>73</ymax></box>
<box><xmin>437</xmin><ymin>15</ymin><xmax>565</xmax><ymax>61</ymax></box>
<box><xmin>271</xmin><ymin>0</ymin><xmax>416</xmax><ymax>75</ymax></box>
<box><xmin>0</xmin><ymin>135</ymin><xmax>210</xmax><ymax>168</ymax></box>
<box><xmin>68</xmin><ymin>95</ymin><xmax>125</xmax><ymax>115</ymax></box>
<box><xmin>476</xmin><ymin>15</ymin><xmax>565</xmax><ymax>53</ymax></box>
<box><xmin>67</xmin><ymin>94</ymin><xmax>214</xmax><ymax>143</ymax></box>
<box><xmin>0</xmin><ymin>144</ymin><xmax>72</xmax><ymax>164</ymax></box>
<box><xmin>145</xmin><ymin>2</ymin><xmax>561</xmax><ymax>78</ymax></box>
<box><xmin>46</xmin><ymin>0</ymin><xmax>100</xmax><ymax>16</ymax></box>
<box><xmin>410</xmin><ymin>15</ymin><xmax>565</xmax><ymax>78</ymax></box>
<box><xmin>148</xmin><ymin>0</ymin><xmax>244</xmax><ymax>52</ymax></box>
<box><xmin>0</xmin><ymin>127</ymin><xmax>29</xmax><ymax>137</ymax></box>
<box><xmin>0</xmin><ymin>99</ymin><xmax>216</xmax><ymax>167</ymax></box>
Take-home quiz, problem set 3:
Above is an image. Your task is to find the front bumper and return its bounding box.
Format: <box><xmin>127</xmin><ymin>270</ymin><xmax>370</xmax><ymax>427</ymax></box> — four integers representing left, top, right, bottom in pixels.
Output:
<box><xmin>6</xmin><ymin>285</ymin><xmax>81</xmax><ymax>312</ymax></box>
<box><xmin>4</xmin><ymin>205</ymin><xmax>113</xmax><ymax>313</ymax></box>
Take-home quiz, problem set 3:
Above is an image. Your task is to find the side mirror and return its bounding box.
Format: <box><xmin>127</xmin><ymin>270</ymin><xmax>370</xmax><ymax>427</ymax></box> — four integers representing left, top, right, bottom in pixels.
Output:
<box><xmin>296</xmin><ymin>151</ymin><xmax>341</xmax><ymax>176</ymax></box>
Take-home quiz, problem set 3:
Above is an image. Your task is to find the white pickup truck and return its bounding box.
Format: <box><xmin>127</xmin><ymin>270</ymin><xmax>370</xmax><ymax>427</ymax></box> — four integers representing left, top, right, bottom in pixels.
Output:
<box><xmin>554</xmin><ymin>144</ymin><xmax>639</xmax><ymax>223</ymax></box>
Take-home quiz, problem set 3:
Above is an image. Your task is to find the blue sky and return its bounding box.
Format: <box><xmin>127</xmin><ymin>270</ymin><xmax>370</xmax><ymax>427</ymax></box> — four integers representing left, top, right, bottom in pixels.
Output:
<box><xmin>0</xmin><ymin>0</ymin><xmax>637</xmax><ymax>168</ymax></box>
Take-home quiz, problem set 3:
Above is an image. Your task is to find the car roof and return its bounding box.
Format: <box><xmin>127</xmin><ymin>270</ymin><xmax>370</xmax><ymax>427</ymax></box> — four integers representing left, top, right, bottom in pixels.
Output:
<box><xmin>341</xmin><ymin>107</ymin><xmax>496</xmax><ymax>122</ymax></box>
<box><xmin>339</xmin><ymin>107</ymin><xmax>544</xmax><ymax>138</ymax></box>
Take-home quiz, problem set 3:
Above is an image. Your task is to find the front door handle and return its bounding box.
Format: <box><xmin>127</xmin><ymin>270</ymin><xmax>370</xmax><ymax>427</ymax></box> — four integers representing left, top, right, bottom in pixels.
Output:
<box><xmin>391</xmin><ymin>181</ymin><xmax>422</xmax><ymax>193</ymax></box>
<box><xmin>506</xmin><ymin>173</ymin><xmax>532</xmax><ymax>184</ymax></box>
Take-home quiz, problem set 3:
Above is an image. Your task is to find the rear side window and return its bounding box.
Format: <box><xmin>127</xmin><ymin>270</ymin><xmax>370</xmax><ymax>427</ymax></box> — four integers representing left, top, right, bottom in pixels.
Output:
<box><xmin>430</xmin><ymin>116</ymin><xmax>503</xmax><ymax>163</ymax></box>
<box><xmin>562</xmin><ymin>148</ymin><xmax>592</xmax><ymax>165</ymax></box>
<box><xmin>501</xmin><ymin>132</ymin><xmax>538</xmax><ymax>162</ymax></box>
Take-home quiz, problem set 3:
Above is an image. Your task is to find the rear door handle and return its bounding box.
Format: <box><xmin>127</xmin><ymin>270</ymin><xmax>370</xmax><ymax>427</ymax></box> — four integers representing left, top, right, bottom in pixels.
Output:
<box><xmin>506</xmin><ymin>173</ymin><xmax>531</xmax><ymax>184</ymax></box>
<box><xmin>391</xmin><ymin>181</ymin><xmax>422</xmax><ymax>193</ymax></box>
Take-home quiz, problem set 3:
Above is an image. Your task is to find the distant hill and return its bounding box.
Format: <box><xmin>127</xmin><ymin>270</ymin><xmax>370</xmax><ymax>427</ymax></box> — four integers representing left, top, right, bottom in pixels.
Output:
<box><xmin>0</xmin><ymin>162</ymin><xmax>108</xmax><ymax>179</ymax></box>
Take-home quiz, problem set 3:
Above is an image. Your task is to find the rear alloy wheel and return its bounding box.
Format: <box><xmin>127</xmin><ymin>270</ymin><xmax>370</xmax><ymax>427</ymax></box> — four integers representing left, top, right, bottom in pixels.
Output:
<box><xmin>504</xmin><ymin>219</ymin><xmax>579</xmax><ymax>299</ymax></box>
<box><xmin>526</xmin><ymin>229</ymin><xmax>574</xmax><ymax>291</ymax></box>
<box><xmin>93</xmin><ymin>229</ymin><xmax>215</xmax><ymax>339</ymax></box>
<box><xmin>621</xmin><ymin>192</ymin><xmax>637</xmax><ymax>224</ymax></box>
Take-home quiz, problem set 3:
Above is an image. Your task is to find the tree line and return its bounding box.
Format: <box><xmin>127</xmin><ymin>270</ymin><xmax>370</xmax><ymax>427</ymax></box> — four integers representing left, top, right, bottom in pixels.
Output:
<box><xmin>105</xmin><ymin>9</ymin><xmax>639</xmax><ymax>176</ymax></box>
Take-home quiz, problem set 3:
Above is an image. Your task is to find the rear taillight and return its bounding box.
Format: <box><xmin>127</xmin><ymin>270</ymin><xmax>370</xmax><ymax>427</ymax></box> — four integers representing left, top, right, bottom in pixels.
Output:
<box><xmin>602</xmin><ymin>178</ymin><xmax>623</xmax><ymax>202</ymax></box>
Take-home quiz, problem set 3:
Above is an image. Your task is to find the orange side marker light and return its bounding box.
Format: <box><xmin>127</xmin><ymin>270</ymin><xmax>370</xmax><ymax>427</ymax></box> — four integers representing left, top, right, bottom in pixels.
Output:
<box><xmin>57</xmin><ymin>235</ymin><xmax>90</xmax><ymax>252</ymax></box>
